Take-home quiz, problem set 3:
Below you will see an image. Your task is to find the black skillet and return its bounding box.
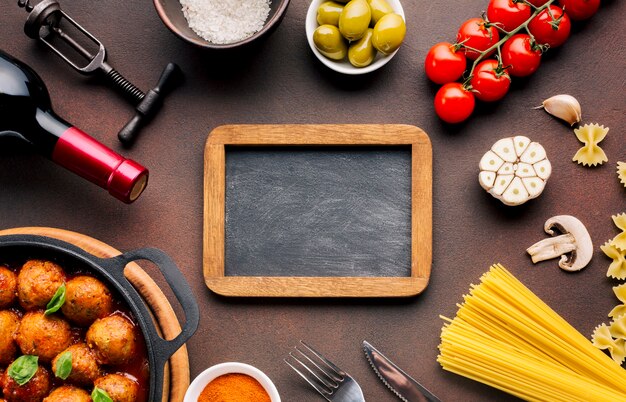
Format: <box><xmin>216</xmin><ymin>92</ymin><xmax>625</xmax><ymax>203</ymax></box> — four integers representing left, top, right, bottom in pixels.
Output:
<box><xmin>0</xmin><ymin>234</ymin><xmax>200</xmax><ymax>402</ymax></box>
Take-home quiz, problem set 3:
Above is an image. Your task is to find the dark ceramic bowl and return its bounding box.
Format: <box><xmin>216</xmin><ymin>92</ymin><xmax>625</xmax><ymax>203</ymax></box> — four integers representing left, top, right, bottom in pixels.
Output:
<box><xmin>153</xmin><ymin>0</ymin><xmax>291</xmax><ymax>49</ymax></box>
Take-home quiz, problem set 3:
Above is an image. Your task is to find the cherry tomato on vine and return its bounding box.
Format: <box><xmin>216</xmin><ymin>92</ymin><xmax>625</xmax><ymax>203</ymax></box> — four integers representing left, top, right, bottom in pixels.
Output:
<box><xmin>470</xmin><ymin>60</ymin><xmax>511</xmax><ymax>102</ymax></box>
<box><xmin>502</xmin><ymin>34</ymin><xmax>542</xmax><ymax>77</ymax></box>
<box><xmin>424</xmin><ymin>42</ymin><xmax>467</xmax><ymax>84</ymax></box>
<box><xmin>434</xmin><ymin>83</ymin><xmax>475</xmax><ymax>124</ymax></box>
<box><xmin>558</xmin><ymin>0</ymin><xmax>600</xmax><ymax>20</ymax></box>
<box><xmin>457</xmin><ymin>18</ymin><xmax>500</xmax><ymax>60</ymax></box>
<box><xmin>528</xmin><ymin>5</ymin><xmax>571</xmax><ymax>48</ymax></box>
<box><xmin>487</xmin><ymin>0</ymin><xmax>531</xmax><ymax>32</ymax></box>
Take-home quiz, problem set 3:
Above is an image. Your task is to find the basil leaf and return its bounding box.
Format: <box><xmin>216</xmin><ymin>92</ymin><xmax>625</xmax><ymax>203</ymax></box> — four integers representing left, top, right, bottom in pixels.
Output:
<box><xmin>8</xmin><ymin>355</ymin><xmax>38</xmax><ymax>386</ymax></box>
<box><xmin>92</xmin><ymin>387</ymin><xmax>113</xmax><ymax>402</ymax></box>
<box><xmin>54</xmin><ymin>351</ymin><xmax>72</xmax><ymax>380</ymax></box>
<box><xmin>45</xmin><ymin>282</ymin><xmax>66</xmax><ymax>315</ymax></box>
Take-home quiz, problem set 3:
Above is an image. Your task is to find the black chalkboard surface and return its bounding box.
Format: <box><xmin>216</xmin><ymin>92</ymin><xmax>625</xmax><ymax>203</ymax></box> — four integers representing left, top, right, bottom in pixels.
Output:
<box><xmin>204</xmin><ymin>124</ymin><xmax>432</xmax><ymax>297</ymax></box>
<box><xmin>225</xmin><ymin>146</ymin><xmax>412</xmax><ymax>278</ymax></box>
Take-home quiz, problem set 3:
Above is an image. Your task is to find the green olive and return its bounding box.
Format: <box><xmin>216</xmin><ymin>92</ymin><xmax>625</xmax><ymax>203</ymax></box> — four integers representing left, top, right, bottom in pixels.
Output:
<box><xmin>367</xmin><ymin>0</ymin><xmax>394</xmax><ymax>25</ymax></box>
<box><xmin>372</xmin><ymin>13</ymin><xmax>406</xmax><ymax>55</ymax></box>
<box><xmin>317</xmin><ymin>2</ymin><xmax>344</xmax><ymax>26</ymax></box>
<box><xmin>348</xmin><ymin>29</ymin><xmax>376</xmax><ymax>67</ymax></box>
<box><xmin>338</xmin><ymin>0</ymin><xmax>371</xmax><ymax>41</ymax></box>
<box><xmin>313</xmin><ymin>25</ymin><xmax>348</xmax><ymax>60</ymax></box>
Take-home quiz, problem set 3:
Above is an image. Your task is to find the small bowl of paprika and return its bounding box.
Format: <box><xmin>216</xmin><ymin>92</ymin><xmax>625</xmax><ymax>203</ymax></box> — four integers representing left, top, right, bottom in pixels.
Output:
<box><xmin>184</xmin><ymin>362</ymin><xmax>281</xmax><ymax>402</ymax></box>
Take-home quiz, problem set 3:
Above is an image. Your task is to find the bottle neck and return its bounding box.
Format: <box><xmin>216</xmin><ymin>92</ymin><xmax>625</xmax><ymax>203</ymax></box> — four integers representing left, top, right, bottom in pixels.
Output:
<box><xmin>51</xmin><ymin>124</ymin><xmax>149</xmax><ymax>203</ymax></box>
<box><xmin>33</xmin><ymin>108</ymin><xmax>72</xmax><ymax>155</ymax></box>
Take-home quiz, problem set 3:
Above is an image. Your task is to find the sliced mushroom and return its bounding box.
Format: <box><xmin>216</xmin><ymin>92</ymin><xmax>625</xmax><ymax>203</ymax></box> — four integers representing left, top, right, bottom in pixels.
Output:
<box><xmin>526</xmin><ymin>215</ymin><xmax>593</xmax><ymax>272</ymax></box>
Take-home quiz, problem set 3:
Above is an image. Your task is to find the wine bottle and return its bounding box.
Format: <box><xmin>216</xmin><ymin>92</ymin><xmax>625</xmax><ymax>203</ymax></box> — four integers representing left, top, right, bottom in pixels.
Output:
<box><xmin>0</xmin><ymin>49</ymin><xmax>148</xmax><ymax>203</ymax></box>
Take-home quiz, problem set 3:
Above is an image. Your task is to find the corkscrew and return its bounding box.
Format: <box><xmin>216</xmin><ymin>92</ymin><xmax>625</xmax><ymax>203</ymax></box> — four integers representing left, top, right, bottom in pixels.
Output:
<box><xmin>17</xmin><ymin>0</ymin><xmax>181</xmax><ymax>147</ymax></box>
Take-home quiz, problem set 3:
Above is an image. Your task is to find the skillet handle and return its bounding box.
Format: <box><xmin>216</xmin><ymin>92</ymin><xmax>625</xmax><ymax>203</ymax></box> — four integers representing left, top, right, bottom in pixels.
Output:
<box><xmin>112</xmin><ymin>247</ymin><xmax>200</xmax><ymax>359</ymax></box>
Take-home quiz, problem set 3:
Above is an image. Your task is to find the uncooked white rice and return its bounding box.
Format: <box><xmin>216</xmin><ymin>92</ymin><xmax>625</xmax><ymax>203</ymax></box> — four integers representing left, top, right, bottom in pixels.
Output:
<box><xmin>180</xmin><ymin>0</ymin><xmax>271</xmax><ymax>44</ymax></box>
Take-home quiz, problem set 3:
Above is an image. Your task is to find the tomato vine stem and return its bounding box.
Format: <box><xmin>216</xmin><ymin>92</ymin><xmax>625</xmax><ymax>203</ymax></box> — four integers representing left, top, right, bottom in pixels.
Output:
<box><xmin>463</xmin><ymin>0</ymin><xmax>557</xmax><ymax>83</ymax></box>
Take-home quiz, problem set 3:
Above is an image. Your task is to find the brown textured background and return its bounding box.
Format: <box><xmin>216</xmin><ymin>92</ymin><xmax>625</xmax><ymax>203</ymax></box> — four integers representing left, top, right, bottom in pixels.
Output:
<box><xmin>1</xmin><ymin>0</ymin><xmax>625</xmax><ymax>401</ymax></box>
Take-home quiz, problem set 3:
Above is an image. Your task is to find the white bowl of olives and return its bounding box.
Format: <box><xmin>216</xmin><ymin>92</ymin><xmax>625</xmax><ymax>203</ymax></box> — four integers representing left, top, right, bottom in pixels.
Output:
<box><xmin>306</xmin><ymin>0</ymin><xmax>405</xmax><ymax>74</ymax></box>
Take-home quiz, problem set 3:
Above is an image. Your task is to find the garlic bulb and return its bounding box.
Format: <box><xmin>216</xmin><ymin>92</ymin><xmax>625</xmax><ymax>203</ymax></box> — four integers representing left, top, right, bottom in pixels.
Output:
<box><xmin>479</xmin><ymin>136</ymin><xmax>552</xmax><ymax>206</ymax></box>
<box><xmin>538</xmin><ymin>94</ymin><xmax>582</xmax><ymax>126</ymax></box>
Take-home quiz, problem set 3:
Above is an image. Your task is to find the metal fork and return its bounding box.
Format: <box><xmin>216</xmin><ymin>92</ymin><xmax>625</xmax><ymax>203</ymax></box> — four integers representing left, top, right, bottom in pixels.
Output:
<box><xmin>285</xmin><ymin>340</ymin><xmax>365</xmax><ymax>402</ymax></box>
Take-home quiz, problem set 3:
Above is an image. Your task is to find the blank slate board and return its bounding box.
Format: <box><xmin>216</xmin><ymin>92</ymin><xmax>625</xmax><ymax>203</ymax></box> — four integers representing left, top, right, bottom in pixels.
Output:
<box><xmin>203</xmin><ymin>124</ymin><xmax>432</xmax><ymax>297</ymax></box>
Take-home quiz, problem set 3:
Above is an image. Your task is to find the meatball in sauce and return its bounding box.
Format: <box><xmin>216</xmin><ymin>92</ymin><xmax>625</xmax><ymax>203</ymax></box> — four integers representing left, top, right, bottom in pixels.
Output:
<box><xmin>51</xmin><ymin>343</ymin><xmax>100</xmax><ymax>386</ymax></box>
<box><xmin>0</xmin><ymin>311</ymin><xmax>19</xmax><ymax>366</ymax></box>
<box><xmin>42</xmin><ymin>385</ymin><xmax>91</xmax><ymax>402</ymax></box>
<box><xmin>94</xmin><ymin>373</ymin><xmax>139</xmax><ymax>402</ymax></box>
<box><xmin>61</xmin><ymin>276</ymin><xmax>113</xmax><ymax>326</ymax></box>
<box><xmin>86</xmin><ymin>314</ymin><xmax>137</xmax><ymax>366</ymax></box>
<box><xmin>17</xmin><ymin>261</ymin><xmax>64</xmax><ymax>310</ymax></box>
<box><xmin>0</xmin><ymin>267</ymin><xmax>17</xmax><ymax>309</ymax></box>
<box><xmin>1</xmin><ymin>364</ymin><xmax>52</xmax><ymax>402</ymax></box>
<box><xmin>15</xmin><ymin>311</ymin><xmax>72</xmax><ymax>363</ymax></box>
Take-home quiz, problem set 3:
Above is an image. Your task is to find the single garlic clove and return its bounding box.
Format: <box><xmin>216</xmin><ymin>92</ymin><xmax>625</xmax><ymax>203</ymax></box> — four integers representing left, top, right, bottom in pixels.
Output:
<box><xmin>491</xmin><ymin>138</ymin><xmax>517</xmax><ymax>162</ymax></box>
<box><xmin>501</xmin><ymin>177</ymin><xmax>530</xmax><ymax>206</ymax></box>
<box><xmin>497</xmin><ymin>162</ymin><xmax>514</xmax><ymax>175</ymax></box>
<box><xmin>479</xmin><ymin>151</ymin><xmax>504</xmax><ymax>172</ymax></box>
<box><xmin>513</xmin><ymin>136</ymin><xmax>531</xmax><ymax>157</ymax></box>
<box><xmin>540</xmin><ymin>94</ymin><xmax>582</xmax><ymax>126</ymax></box>
<box><xmin>479</xmin><ymin>171</ymin><xmax>496</xmax><ymax>190</ymax></box>
<box><xmin>533</xmin><ymin>159</ymin><xmax>552</xmax><ymax>180</ymax></box>
<box><xmin>490</xmin><ymin>174</ymin><xmax>514</xmax><ymax>196</ymax></box>
<box><xmin>515</xmin><ymin>162</ymin><xmax>535</xmax><ymax>178</ymax></box>
<box><xmin>522</xmin><ymin>177</ymin><xmax>545</xmax><ymax>198</ymax></box>
<box><xmin>520</xmin><ymin>142</ymin><xmax>547</xmax><ymax>164</ymax></box>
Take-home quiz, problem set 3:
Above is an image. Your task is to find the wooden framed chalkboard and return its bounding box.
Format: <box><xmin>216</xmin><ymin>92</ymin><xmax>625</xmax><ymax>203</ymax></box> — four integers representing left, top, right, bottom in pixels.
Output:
<box><xmin>203</xmin><ymin>124</ymin><xmax>432</xmax><ymax>297</ymax></box>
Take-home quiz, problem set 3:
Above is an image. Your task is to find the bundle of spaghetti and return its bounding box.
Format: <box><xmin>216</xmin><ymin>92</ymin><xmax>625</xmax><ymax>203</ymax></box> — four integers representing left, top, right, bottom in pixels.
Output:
<box><xmin>438</xmin><ymin>264</ymin><xmax>626</xmax><ymax>402</ymax></box>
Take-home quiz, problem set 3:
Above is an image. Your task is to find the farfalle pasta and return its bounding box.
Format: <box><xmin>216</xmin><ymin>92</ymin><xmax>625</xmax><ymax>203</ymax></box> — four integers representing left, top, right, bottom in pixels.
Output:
<box><xmin>611</xmin><ymin>213</ymin><xmax>626</xmax><ymax>251</ymax></box>
<box><xmin>601</xmin><ymin>241</ymin><xmax>626</xmax><ymax>280</ymax></box>
<box><xmin>609</xmin><ymin>284</ymin><xmax>626</xmax><ymax>319</ymax></box>
<box><xmin>617</xmin><ymin>162</ymin><xmax>626</xmax><ymax>188</ymax></box>
<box><xmin>592</xmin><ymin>323</ymin><xmax>626</xmax><ymax>364</ymax></box>
<box><xmin>610</xmin><ymin>315</ymin><xmax>626</xmax><ymax>340</ymax></box>
<box><xmin>572</xmin><ymin>123</ymin><xmax>608</xmax><ymax>167</ymax></box>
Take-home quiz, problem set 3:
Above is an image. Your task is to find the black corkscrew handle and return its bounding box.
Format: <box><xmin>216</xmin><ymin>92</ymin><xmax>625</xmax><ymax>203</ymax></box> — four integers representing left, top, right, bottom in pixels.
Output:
<box><xmin>118</xmin><ymin>63</ymin><xmax>182</xmax><ymax>147</ymax></box>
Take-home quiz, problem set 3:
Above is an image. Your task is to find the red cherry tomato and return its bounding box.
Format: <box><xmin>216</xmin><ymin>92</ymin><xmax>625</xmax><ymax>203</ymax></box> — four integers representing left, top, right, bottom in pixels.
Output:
<box><xmin>434</xmin><ymin>83</ymin><xmax>476</xmax><ymax>123</ymax></box>
<box><xmin>470</xmin><ymin>60</ymin><xmax>511</xmax><ymax>102</ymax></box>
<box><xmin>526</xmin><ymin>0</ymin><xmax>550</xmax><ymax>6</ymax></box>
<box><xmin>501</xmin><ymin>34</ymin><xmax>542</xmax><ymax>77</ymax></box>
<box><xmin>487</xmin><ymin>0</ymin><xmax>532</xmax><ymax>32</ymax></box>
<box><xmin>557</xmin><ymin>0</ymin><xmax>600</xmax><ymax>20</ymax></box>
<box><xmin>457</xmin><ymin>18</ymin><xmax>500</xmax><ymax>60</ymax></box>
<box><xmin>528</xmin><ymin>5</ymin><xmax>571</xmax><ymax>48</ymax></box>
<box><xmin>424</xmin><ymin>42</ymin><xmax>467</xmax><ymax>84</ymax></box>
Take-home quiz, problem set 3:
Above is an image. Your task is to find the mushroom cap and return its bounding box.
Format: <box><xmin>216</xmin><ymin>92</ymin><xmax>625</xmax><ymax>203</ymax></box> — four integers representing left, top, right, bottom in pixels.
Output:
<box><xmin>544</xmin><ymin>215</ymin><xmax>593</xmax><ymax>271</ymax></box>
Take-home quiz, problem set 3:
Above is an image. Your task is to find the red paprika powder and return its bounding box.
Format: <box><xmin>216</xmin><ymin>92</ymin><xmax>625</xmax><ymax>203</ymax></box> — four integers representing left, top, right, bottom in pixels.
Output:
<box><xmin>198</xmin><ymin>373</ymin><xmax>271</xmax><ymax>402</ymax></box>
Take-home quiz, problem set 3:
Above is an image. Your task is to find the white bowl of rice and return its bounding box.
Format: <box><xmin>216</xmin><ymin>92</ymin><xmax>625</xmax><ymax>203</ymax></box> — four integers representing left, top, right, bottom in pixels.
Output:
<box><xmin>153</xmin><ymin>0</ymin><xmax>291</xmax><ymax>49</ymax></box>
<box><xmin>305</xmin><ymin>0</ymin><xmax>405</xmax><ymax>74</ymax></box>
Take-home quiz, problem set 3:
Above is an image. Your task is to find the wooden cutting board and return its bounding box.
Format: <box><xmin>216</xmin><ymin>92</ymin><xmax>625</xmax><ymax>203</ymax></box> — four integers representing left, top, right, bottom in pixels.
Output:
<box><xmin>0</xmin><ymin>227</ymin><xmax>190</xmax><ymax>402</ymax></box>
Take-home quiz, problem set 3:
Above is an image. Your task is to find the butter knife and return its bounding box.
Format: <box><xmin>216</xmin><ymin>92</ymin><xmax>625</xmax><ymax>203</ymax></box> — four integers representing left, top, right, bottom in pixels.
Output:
<box><xmin>363</xmin><ymin>340</ymin><xmax>441</xmax><ymax>402</ymax></box>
